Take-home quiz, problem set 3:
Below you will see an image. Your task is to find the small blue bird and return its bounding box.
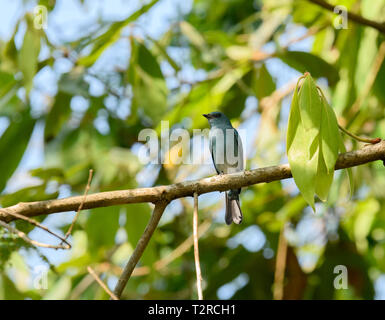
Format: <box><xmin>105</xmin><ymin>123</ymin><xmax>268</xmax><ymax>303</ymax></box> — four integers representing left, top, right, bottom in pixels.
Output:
<box><xmin>203</xmin><ymin>111</ymin><xmax>244</xmax><ymax>225</ymax></box>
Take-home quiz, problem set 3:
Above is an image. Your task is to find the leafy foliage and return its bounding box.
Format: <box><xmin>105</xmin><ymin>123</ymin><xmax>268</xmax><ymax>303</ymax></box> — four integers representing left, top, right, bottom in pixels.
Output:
<box><xmin>0</xmin><ymin>0</ymin><xmax>385</xmax><ymax>300</ymax></box>
<box><xmin>287</xmin><ymin>73</ymin><xmax>347</xmax><ymax>209</ymax></box>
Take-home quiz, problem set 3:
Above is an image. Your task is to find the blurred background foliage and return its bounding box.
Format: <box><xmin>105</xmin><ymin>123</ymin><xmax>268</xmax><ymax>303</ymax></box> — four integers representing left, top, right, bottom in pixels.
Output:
<box><xmin>0</xmin><ymin>0</ymin><xmax>385</xmax><ymax>300</ymax></box>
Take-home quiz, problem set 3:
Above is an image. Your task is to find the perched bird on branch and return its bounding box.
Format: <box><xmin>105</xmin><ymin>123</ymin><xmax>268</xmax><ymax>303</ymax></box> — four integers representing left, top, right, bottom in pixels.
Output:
<box><xmin>203</xmin><ymin>112</ymin><xmax>244</xmax><ymax>225</ymax></box>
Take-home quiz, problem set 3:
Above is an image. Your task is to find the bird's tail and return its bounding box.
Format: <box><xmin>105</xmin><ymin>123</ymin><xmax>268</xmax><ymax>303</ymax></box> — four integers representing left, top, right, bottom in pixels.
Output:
<box><xmin>225</xmin><ymin>190</ymin><xmax>243</xmax><ymax>225</ymax></box>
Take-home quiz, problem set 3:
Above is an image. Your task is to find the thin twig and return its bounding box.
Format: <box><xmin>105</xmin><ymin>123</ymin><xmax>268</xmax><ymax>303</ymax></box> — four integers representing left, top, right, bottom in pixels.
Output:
<box><xmin>273</xmin><ymin>226</ymin><xmax>288</xmax><ymax>300</ymax></box>
<box><xmin>193</xmin><ymin>192</ymin><xmax>203</xmax><ymax>300</ymax></box>
<box><xmin>1</xmin><ymin>210</ymin><xmax>71</xmax><ymax>249</ymax></box>
<box><xmin>87</xmin><ymin>266</ymin><xmax>119</xmax><ymax>300</ymax></box>
<box><xmin>133</xmin><ymin>218</ymin><xmax>212</xmax><ymax>276</ymax></box>
<box><xmin>69</xmin><ymin>274</ymin><xmax>95</xmax><ymax>300</ymax></box>
<box><xmin>62</xmin><ymin>169</ymin><xmax>93</xmax><ymax>242</ymax></box>
<box><xmin>307</xmin><ymin>0</ymin><xmax>385</xmax><ymax>34</ymax></box>
<box><xmin>85</xmin><ymin>72</ymin><xmax>123</xmax><ymax>99</ymax></box>
<box><xmin>112</xmin><ymin>201</ymin><xmax>169</xmax><ymax>299</ymax></box>
<box><xmin>93</xmin><ymin>218</ymin><xmax>212</xmax><ymax>278</ymax></box>
<box><xmin>0</xmin><ymin>220</ymin><xmax>70</xmax><ymax>249</ymax></box>
<box><xmin>316</xmin><ymin>86</ymin><xmax>381</xmax><ymax>144</ymax></box>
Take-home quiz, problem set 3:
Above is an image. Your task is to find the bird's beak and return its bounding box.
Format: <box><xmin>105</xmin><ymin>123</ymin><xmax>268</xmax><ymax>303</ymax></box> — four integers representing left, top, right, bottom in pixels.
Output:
<box><xmin>203</xmin><ymin>114</ymin><xmax>212</xmax><ymax>119</ymax></box>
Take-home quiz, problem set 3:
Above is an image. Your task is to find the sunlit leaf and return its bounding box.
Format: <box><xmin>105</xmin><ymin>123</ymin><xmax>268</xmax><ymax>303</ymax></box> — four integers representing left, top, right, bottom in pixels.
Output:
<box><xmin>77</xmin><ymin>0</ymin><xmax>159</xmax><ymax>66</ymax></box>
<box><xmin>18</xmin><ymin>17</ymin><xmax>41</xmax><ymax>94</ymax></box>
<box><xmin>287</xmin><ymin>73</ymin><xmax>343</xmax><ymax>209</ymax></box>
<box><xmin>251</xmin><ymin>63</ymin><xmax>276</xmax><ymax>100</ymax></box>
<box><xmin>315</xmin><ymin>152</ymin><xmax>333</xmax><ymax>201</ymax></box>
<box><xmin>338</xmin><ymin>137</ymin><xmax>354</xmax><ymax>196</ymax></box>
<box><xmin>0</xmin><ymin>184</ymin><xmax>58</xmax><ymax>207</ymax></box>
<box><xmin>180</xmin><ymin>21</ymin><xmax>206</xmax><ymax>49</ymax></box>
<box><xmin>298</xmin><ymin>74</ymin><xmax>322</xmax><ymax>132</ymax></box>
<box><xmin>128</xmin><ymin>40</ymin><xmax>168</xmax><ymax>125</ymax></box>
<box><xmin>320</xmin><ymin>98</ymin><xmax>340</xmax><ymax>172</ymax></box>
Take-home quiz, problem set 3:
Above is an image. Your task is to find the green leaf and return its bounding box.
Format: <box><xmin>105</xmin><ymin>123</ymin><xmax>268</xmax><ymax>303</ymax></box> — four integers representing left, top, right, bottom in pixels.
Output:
<box><xmin>286</xmin><ymin>82</ymin><xmax>300</xmax><ymax>153</ymax></box>
<box><xmin>315</xmin><ymin>152</ymin><xmax>333</xmax><ymax>201</ymax></box>
<box><xmin>0</xmin><ymin>71</ymin><xmax>18</xmax><ymax>114</ymax></box>
<box><xmin>42</xmin><ymin>276</ymin><xmax>71</xmax><ymax>300</ymax></box>
<box><xmin>0</xmin><ymin>110</ymin><xmax>35</xmax><ymax>192</ymax></box>
<box><xmin>298</xmin><ymin>74</ymin><xmax>322</xmax><ymax>132</ymax></box>
<box><xmin>128</xmin><ymin>40</ymin><xmax>168</xmax><ymax>125</ymax></box>
<box><xmin>85</xmin><ymin>206</ymin><xmax>120</xmax><ymax>255</ymax></box>
<box><xmin>125</xmin><ymin>204</ymin><xmax>156</xmax><ymax>266</ymax></box>
<box><xmin>45</xmin><ymin>92</ymin><xmax>72</xmax><ymax>142</ymax></box>
<box><xmin>288</xmin><ymin>121</ymin><xmax>318</xmax><ymax>210</ymax></box>
<box><xmin>292</xmin><ymin>0</ymin><xmax>325</xmax><ymax>26</ymax></box>
<box><xmin>30</xmin><ymin>167</ymin><xmax>65</xmax><ymax>181</ymax></box>
<box><xmin>77</xmin><ymin>0</ymin><xmax>159</xmax><ymax>66</ymax></box>
<box><xmin>353</xmin><ymin>199</ymin><xmax>379</xmax><ymax>242</ymax></box>
<box><xmin>0</xmin><ymin>71</ymin><xmax>16</xmax><ymax>99</ymax></box>
<box><xmin>320</xmin><ymin>98</ymin><xmax>340</xmax><ymax>172</ymax></box>
<box><xmin>278</xmin><ymin>51</ymin><xmax>339</xmax><ymax>86</ymax></box>
<box><xmin>287</xmin><ymin>74</ymin><xmax>342</xmax><ymax>209</ymax></box>
<box><xmin>149</xmin><ymin>36</ymin><xmax>181</xmax><ymax>72</ymax></box>
<box><xmin>18</xmin><ymin>22</ymin><xmax>41</xmax><ymax>94</ymax></box>
<box><xmin>251</xmin><ymin>63</ymin><xmax>276</xmax><ymax>100</ymax></box>
<box><xmin>0</xmin><ymin>275</ymin><xmax>26</xmax><ymax>300</ymax></box>
<box><xmin>373</xmin><ymin>59</ymin><xmax>385</xmax><ymax>104</ymax></box>
<box><xmin>159</xmin><ymin>80</ymin><xmax>220</xmax><ymax>130</ymax></box>
<box><xmin>180</xmin><ymin>21</ymin><xmax>206</xmax><ymax>49</ymax></box>
<box><xmin>0</xmin><ymin>20</ymin><xmax>20</xmax><ymax>73</ymax></box>
<box><xmin>339</xmin><ymin>137</ymin><xmax>354</xmax><ymax>196</ymax></box>
<box><xmin>0</xmin><ymin>184</ymin><xmax>58</xmax><ymax>207</ymax></box>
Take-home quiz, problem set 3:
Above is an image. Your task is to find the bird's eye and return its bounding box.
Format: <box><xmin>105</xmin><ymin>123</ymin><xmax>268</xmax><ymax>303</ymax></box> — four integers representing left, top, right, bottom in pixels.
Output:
<box><xmin>213</xmin><ymin>113</ymin><xmax>221</xmax><ymax>118</ymax></box>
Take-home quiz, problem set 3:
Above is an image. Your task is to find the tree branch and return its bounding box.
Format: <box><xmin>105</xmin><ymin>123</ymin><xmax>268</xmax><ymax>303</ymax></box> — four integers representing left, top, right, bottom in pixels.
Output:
<box><xmin>1</xmin><ymin>140</ymin><xmax>385</xmax><ymax>223</ymax></box>
<box><xmin>193</xmin><ymin>192</ymin><xmax>203</xmax><ymax>300</ymax></box>
<box><xmin>112</xmin><ymin>201</ymin><xmax>168</xmax><ymax>299</ymax></box>
<box><xmin>87</xmin><ymin>266</ymin><xmax>119</xmax><ymax>300</ymax></box>
<box><xmin>273</xmin><ymin>225</ymin><xmax>288</xmax><ymax>300</ymax></box>
<box><xmin>307</xmin><ymin>0</ymin><xmax>385</xmax><ymax>34</ymax></box>
<box><xmin>0</xmin><ymin>220</ymin><xmax>70</xmax><ymax>250</ymax></box>
<box><xmin>62</xmin><ymin>169</ymin><xmax>93</xmax><ymax>243</ymax></box>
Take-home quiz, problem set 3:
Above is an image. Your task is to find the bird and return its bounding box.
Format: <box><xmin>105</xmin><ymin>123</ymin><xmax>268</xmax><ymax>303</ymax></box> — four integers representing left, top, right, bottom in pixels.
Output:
<box><xmin>203</xmin><ymin>111</ymin><xmax>244</xmax><ymax>225</ymax></box>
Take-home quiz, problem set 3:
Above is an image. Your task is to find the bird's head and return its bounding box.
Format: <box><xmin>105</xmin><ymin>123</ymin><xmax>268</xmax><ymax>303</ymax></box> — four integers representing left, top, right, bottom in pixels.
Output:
<box><xmin>203</xmin><ymin>111</ymin><xmax>232</xmax><ymax>127</ymax></box>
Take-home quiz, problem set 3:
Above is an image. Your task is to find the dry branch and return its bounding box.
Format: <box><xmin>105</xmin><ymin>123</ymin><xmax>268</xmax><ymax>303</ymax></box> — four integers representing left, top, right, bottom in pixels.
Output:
<box><xmin>87</xmin><ymin>266</ymin><xmax>119</xmax><ymax>300</ymax></box>
<box><xmin>112</xmin><ymin>201</ymin><xmax>168</xmax><ymax>299</ymax></box>
<box><xmin>1</xmin><ymin>140</ymin><xmax>385</xmax><ymax>223</ymax></box>
<box><xmin>0</xmin><ymin>220</ymin><xmax>70</xmax><ymax>249</ymax></box>
<box><xmin>62</xmin><ymin>169</ymin><xmax>93</xmax><ymax>242</ymax></box>
<box><xmin>193</xmin><ymin>192</ymin><xmax>203</xmax><ymax>300</ymax></box>
<box><xmin>273</xmin><ymin>226</ymin><xmax>288</xmax><ymax>300</ymax></box>
<box><xmin>307</xmin><ymin>0</ymin><xmax>385</xmax><ymax>34</ymax></box>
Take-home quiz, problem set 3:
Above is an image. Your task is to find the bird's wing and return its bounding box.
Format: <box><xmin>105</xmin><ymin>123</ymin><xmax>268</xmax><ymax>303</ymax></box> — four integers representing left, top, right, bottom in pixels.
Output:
<box><xmin>209</xmin><ymin>133</ymin><xmax>220</xmax><ymax>174</ymax></box>
<box><xmin>222</xmin><ymin>128</ymin><xmax>244</xmax><ymax>174</ymax></box>
<box><xmin>234</xmin><ymin>128</ymin><xmax>244</xmax><ymax>171</ymax></box>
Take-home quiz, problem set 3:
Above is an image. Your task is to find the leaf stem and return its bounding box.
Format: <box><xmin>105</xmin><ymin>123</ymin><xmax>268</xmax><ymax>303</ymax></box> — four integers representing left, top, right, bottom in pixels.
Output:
<box><xmin>338</xmin><ymin>125</ymin><xmax>381</xmax><ymax>144</ymax></box>
<box><xmin>315</xmin><ymin>85</ymin><xmax>381</xmax><ymax>145</ymax></box>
